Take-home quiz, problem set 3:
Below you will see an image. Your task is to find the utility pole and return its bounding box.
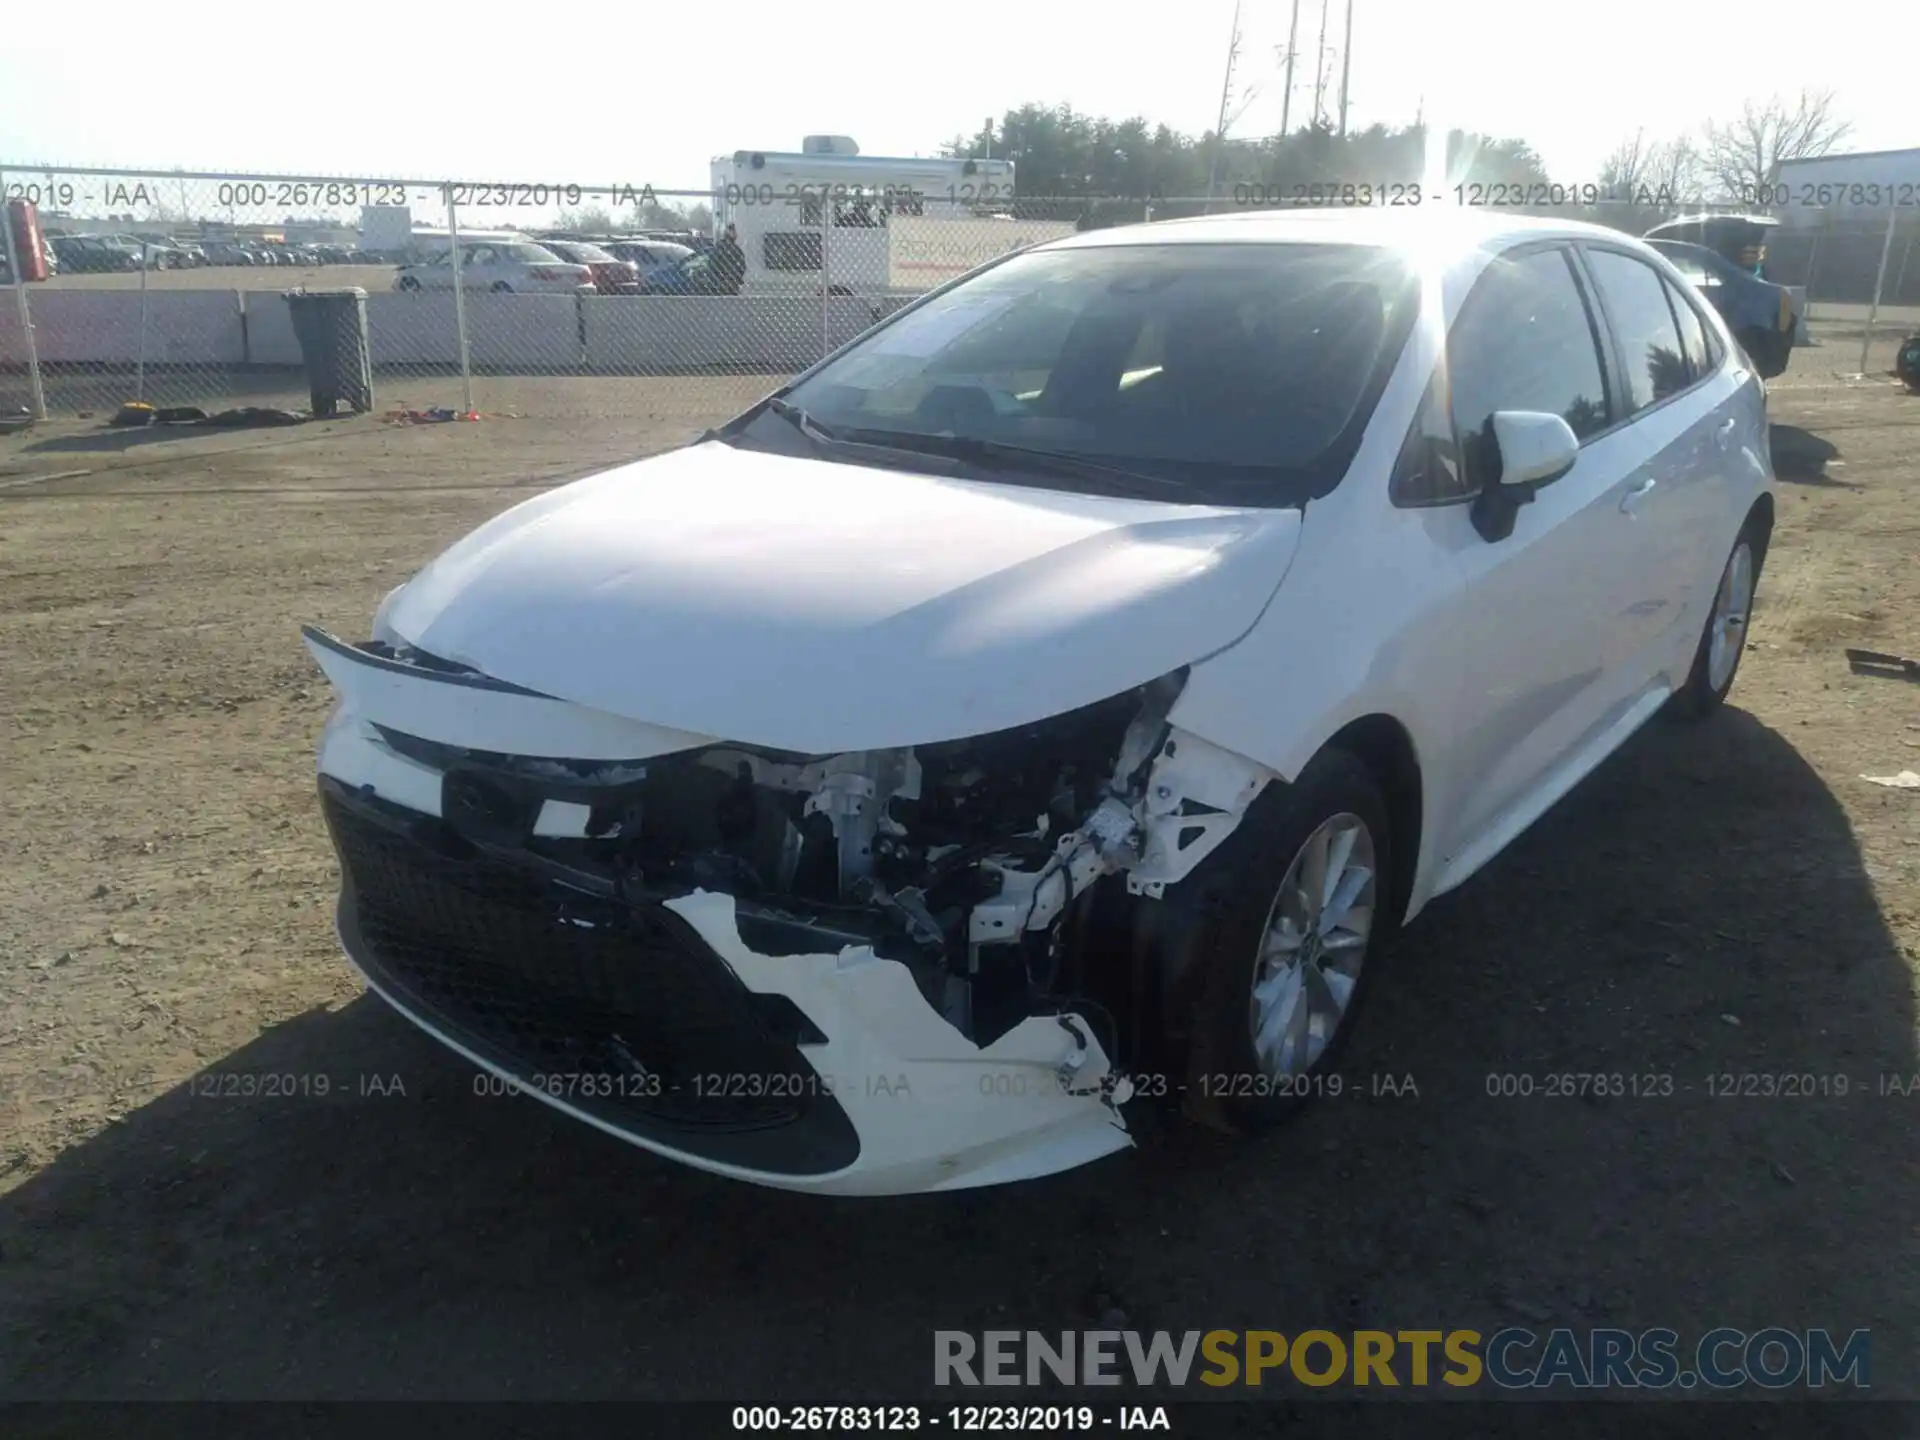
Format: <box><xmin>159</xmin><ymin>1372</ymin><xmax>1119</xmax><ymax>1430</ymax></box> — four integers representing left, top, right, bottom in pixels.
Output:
<box><xmin>1204</xmin><ymin>0</ymin><xmax>1243</xmax><ymax>211</ymax></box>
<box><xmin>1337</xmin><ymin>0</ymin><xmax>1354</xmax><ymax>137</ymax></box>
<box><xmin>1312</xmin><ymin>0</ymin><xmax>1331</xmax><ymax>129</ymax></box>
<box><xmin>1280</xmin><ymin>0</ymin><xmax>1302</xmax><ymax>138</ymax></box>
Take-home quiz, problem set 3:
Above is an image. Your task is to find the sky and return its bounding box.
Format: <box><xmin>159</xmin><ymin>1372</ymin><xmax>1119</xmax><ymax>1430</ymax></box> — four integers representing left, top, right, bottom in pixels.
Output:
<box><xmin>0</xmin><ymin>1</ymin><xmax>1908</xmax><ymax>194</ymax></box>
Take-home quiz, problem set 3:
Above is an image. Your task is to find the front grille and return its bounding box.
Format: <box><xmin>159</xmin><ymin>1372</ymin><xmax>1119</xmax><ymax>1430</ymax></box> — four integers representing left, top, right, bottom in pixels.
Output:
<box><xmin>320</xmin><ymin>779</ymin><xmax>859</xmax><ymax>1175</ymax></box>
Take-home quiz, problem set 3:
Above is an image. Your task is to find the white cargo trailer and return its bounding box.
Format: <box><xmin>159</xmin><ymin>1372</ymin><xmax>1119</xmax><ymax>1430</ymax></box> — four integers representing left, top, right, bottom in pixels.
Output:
<box><xmin>707</xmin><ymin>137</ymin><xmax>1073</xmax><ymax>297</ymax></box>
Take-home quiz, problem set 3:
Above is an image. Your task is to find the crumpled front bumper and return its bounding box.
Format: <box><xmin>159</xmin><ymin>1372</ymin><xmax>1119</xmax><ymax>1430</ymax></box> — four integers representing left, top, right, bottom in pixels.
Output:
<box><xmin>308</xmin><ymin>631</ymin><xmax>1133</xmax><ymax>1196</ymax></box>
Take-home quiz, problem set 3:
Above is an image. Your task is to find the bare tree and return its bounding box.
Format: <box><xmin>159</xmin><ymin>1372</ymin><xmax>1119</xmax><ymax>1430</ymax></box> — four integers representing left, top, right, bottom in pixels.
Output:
<box><xmin>554</xmin><ymin>205</ymin><xmax>615</xmax><ymax>233</ymax></box>
<box><xmin>1648</xmin><ymin>137</ymin><xmax>1705</xmax><ymax>200</ymax></box>
<box><xmin>1599</xmin><ymin>130</ymin><xmax>1656</xmax><ymax>196</ymax></box>
<box><xmin>1602</xmin><ymin>130</ymin><xmax>1706</xmax><ymax>202</ymax></box>
<box><xmin>1702</xmin><ymin>89</ymin><xmax>1852</xmax><ymax>196</ymax></box>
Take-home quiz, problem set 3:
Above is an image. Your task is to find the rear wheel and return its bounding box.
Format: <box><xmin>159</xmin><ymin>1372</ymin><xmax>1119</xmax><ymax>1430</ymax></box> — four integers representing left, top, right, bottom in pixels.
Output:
<box><xmin>396</xmin><ymin>275</ymin><xmax>421</xmax><ymax>292</ymax></box>
<box><xmin>490</xmin><ymin>281</ymin><xmax>513</xmax><ymax>294</ymax></box>
<box><xmin>1182</xmin><ymin>748</ymin><xmax>1393</xmax><ymax>1135</ymax></box>
<box><xmin>1666</xmin><ymin>526</ymin><xmax>1761</xmax><ymax>719</ymax></box>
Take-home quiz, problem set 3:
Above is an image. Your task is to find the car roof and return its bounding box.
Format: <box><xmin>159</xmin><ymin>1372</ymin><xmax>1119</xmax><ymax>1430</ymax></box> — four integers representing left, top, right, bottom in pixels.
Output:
<box><xmin>1648</xmin><ymin>212</ymin><xmax>1781</xmax><ymax>231</ymax></box>
<box><xmin>1040</xmin><ymin>206</ymin><xmax>1636</xmax><ymax>262</ymax></box>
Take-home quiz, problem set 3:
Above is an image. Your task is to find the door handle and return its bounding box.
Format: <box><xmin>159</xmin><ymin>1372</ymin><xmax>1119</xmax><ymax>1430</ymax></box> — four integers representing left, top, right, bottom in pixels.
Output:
<box><xmin>1620</xmin><ymin>477</ymin><xmax>1658</xmax><ymax>514</ymax></box>
<box><xmin>1714</xmin><ymin>418</ymin><xmax>1737</xmax><ymax>452</ymax></box>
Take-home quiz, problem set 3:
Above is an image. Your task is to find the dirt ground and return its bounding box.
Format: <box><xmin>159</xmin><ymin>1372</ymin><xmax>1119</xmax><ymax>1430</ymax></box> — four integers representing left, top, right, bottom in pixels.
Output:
<box><xmin>1</xmin><ymin>331</ymin><xmax>1916</xmax><ymax>1413</ymax></box>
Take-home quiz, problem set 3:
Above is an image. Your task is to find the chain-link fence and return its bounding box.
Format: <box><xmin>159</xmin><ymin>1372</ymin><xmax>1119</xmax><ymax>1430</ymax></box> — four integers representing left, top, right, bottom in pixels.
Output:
<box><xmin>5</xmin><ymin>164</ymin><xmax>1918</xmax><ymax>428</ymax></box>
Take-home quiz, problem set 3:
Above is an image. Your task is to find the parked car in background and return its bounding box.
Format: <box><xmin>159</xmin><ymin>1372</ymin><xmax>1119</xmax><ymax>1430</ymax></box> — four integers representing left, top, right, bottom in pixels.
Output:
<box><xmin>636</xmin><ymin>251</ymin><xmax>725</xmax><ymax>295</ymax></box>
<box><xmin>305</xmin><ymin>210</ymin><xmax>1776</xmax><ymax>1194</ymax></box>
<box><xmin>393</xmin><ymin>240</ymin><xmax>593</xmax><ymax>294</ymax></box>
<box><xmin>538</xmin><ymin>240</ymin><xmax>641</xmax><ymax>295</ymax></box>
<box><xmin>104</xmin><ymin>235</ymin><xmax>190</xmax><ymax>269</ymax></box>
<box><xmin>1643</xmin><ymin>214</ymin><xmax>1779</xmax><ymax>276</ymax></box>
<box><xmin>202</xmin><ymin>241</ymin><xmax>257</xmax><ymax>266</ymax></box>
<box><xmin>1646</xmin><ymin>238</ymin><xmax>1800</xmax><ymax>378</ymax></box>
<box><xmin>601</xmin><ymin>238</ymin><xmax>694</xmax><ymax>285</ymax></box>
<box><xmin>49</xmin><ymin>235</ymin><xmax>141</xmax><ymax>272</ymax></box>
<box><xmin>0</xmin><ymin>233</ymin><xmax>58</xmax><ymax>280</ymax></box>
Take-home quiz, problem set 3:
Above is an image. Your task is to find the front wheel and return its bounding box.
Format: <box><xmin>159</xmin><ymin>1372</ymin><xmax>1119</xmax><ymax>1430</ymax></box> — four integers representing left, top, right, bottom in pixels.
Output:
<box><xmin>396</xmin><ymin>275</ymin><xmax>421</xmax><ymax>291</ymax></box>
<box><xmin>1182</xmin><ymin>748</ymin><xmax>1393</xmax><ymax>1135</ymax></box>
<box><xmin>1666</xmin><ymin>527</ymin><xmax>1762</xmax><ymax>719</ymax></box>
<box><xmin>490</xmin><ymin>281</ymin><xmax>513</xmax><ymax>294</ymax></box>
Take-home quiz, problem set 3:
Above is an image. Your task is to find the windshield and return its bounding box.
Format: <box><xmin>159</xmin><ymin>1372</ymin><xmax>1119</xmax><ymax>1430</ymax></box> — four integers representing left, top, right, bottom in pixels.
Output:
<box><xmin>553</xmin><ymin>242</ymin><xmax>615</xmax><ymax>263</ymax></box>
<box><xmin>764</xmin><ymin>242</ymin><xmax>1415</xmax><ymax>500</ymax></box>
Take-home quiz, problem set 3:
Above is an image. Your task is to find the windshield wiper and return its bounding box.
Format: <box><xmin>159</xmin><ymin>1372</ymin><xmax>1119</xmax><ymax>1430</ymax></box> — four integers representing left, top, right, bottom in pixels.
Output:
<box><xmin>753</xmin><ymin>405</ymin><xmax>1196</xmax><ymax>499</ymax></box>
<box><xmin>832</xmin><ymin>429</ymin><xmax>1195</xmax><ymax>498</ymax></box>
<box><xmin>764</xmin><ymin>396</ymin><xmax>841</xmax><ymax>448</ymax></box>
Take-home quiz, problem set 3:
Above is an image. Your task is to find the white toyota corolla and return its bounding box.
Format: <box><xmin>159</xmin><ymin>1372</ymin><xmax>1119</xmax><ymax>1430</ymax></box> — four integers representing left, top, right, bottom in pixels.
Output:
<box><xmin>305</xmin><ymin>209</ymin><xmax>1774</xmax><ymax>1195</ymax></box>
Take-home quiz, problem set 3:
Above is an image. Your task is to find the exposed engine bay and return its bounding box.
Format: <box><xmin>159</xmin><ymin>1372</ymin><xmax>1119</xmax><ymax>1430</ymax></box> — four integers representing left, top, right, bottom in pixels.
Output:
<box><xmin>365</xmin><ymin>661</ymin><xmax>1274</xmax><ymax>1056</ymax></box>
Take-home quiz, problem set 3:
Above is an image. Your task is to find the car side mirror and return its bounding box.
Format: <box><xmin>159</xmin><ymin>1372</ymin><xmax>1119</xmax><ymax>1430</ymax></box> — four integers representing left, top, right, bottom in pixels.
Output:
<box><xmin>1491</xmin><ymin>410</ymin><xmax>1579</xmax><ymax>488</ymax></box>
<box><xmin>1469</xmin><ymin>410</ymin><xmax>1579</xmax><ymax>543</ymax></box>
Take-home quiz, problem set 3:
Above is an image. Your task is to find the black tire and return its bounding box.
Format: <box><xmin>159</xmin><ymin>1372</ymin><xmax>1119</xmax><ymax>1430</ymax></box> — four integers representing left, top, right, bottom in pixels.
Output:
<box><xmin>1895</xmin><ymin>334</ymin><xmax>1920</xmax><ymax>394</ymax></box>
<box><xmin>1182</xmin><ymin>747</ymin><xmax>1394</xmax><ymax>1136</ymax></box>
<box><xmin>1665</xmin><ymin>521</ymin><xmax>1765</xmax><ymax>720</ymax></box>
<box><xmin>397</xmin><ymin>275</ymin><xmax>420</xmax><ymax>292</ymax></box>
<box><xmin>490</xmin><ymin>281</ymin><xmax>513</xmax><ymax>294</ymax></box>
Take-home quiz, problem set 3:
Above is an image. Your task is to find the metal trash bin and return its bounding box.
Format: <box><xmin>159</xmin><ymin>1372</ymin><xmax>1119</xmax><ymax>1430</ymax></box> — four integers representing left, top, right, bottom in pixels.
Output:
<box><xmin>284</xmin><ymin>288</ymin><xmax>373</xmax><ymax>417</ymax></box>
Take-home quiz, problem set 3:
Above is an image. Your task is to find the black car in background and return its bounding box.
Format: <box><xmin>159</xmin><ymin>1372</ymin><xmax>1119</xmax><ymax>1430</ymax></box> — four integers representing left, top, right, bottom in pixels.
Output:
<box><xmin>1645</xmin><ymin>233</ymin><xmax>1803</xmax><ymax>379</ymax></box>
<box><xmin>49</xmin><ymin>236</ymin><xmax>141</xmax><ymax>273</ymax></box>
<box><xmin>1645</xmin><ymin>213</ymin><xmax>1781</xmax><ymax>274</ymax></box>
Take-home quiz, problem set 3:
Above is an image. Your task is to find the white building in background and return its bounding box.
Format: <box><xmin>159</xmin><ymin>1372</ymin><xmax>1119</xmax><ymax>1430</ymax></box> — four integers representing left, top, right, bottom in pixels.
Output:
<box><xmin>359</xmin><ymin>204</ymin><xmax>522</xmax><ymax>260</ymax></box>
<box><xmin>1771</xmin><ymin>148</ymin><xmax>1920</xmax><ymax>228</ymax></box>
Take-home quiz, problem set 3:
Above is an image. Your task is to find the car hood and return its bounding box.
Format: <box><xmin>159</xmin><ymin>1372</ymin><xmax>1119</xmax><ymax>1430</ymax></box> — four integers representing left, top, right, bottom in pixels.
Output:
<box><xmin>383</xmin><ymin>441</ymin><xmax>1302</xmax><ymax>753</ymax></box>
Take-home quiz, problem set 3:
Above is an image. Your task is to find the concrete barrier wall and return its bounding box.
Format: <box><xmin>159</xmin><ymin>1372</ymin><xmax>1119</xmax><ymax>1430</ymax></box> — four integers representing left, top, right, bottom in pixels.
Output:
<box><xmin>0</xmin><ymin>300</ymin><xmax>24</xmax><ymax>365</ymax></box>
<box><xmin>467</xmin><ymin>294</ymin><xmax>582</xmax><ymax>368</ymax></box>
<box><xmin>0</xmin><ymin>291</ymin><xmax>245</xmax><ymax>365</ymax></box>
<box><xmin>250</xmin><ymin>291</ymin><xmax>580</xmax><ymax>369</ymax></box>
<box><xmin>1</xmin><ymin>287</ymin><xmax>917</xmax><ymax>371</ymax></box>
<box><xmin>366</xmin><ymin>292</ymin><xmax>461</xmax><ymax>366</ymax></box>
<box><xmin>239</xmin><ymin>292</ymin><xmax>303</xmax><ymax>366</ymax></box>
<box><xmin>584</xmin><ymin>297</ymin><xmax>835</xmax><ymax>372</ymax></box>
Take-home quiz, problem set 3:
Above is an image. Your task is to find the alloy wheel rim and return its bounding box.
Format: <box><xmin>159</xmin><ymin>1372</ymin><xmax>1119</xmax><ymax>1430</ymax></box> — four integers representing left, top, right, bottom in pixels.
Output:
<box><xmin>1707</xmin><ymin>541</ymin><xmax>1754</xmax><ymax>692</ymax></box>
<box><xmin>1249</xmin><ymin>813</ymin><xmax>1376</xmax><ymax>1078</ymax></box>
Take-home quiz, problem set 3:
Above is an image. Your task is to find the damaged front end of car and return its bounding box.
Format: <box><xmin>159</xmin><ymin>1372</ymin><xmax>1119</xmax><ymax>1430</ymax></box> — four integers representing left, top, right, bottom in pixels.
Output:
<box><xmin>303</xmin><ymin>626</ymin><xmax>1276</xmax><ymax>1194</ymax></box>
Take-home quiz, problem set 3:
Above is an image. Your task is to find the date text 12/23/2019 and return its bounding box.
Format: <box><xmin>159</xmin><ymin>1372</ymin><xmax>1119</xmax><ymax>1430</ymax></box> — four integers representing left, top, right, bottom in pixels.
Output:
<box><xmin>731</xmin><ymin>1405</ymin><xmax>1170</xmax><ymax>1432</ymax></box>
<box><xmin>1227</xmin><ymin>182</ymin><xmax>1680</xmax><ymax>209</ymax></box>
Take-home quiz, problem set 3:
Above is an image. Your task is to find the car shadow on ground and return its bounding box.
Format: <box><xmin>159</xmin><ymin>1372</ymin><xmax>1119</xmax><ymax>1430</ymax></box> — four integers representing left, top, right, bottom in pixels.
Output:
<box><xmin>21</xmin><ymin>428</ymin><xmax>238</xmax><ymax>456</ymax></box>
<box><xmin>1769</xmin><ymin>423</ymin><xmax>1857</xmax><ymax>487</ymax></box>
<box><xmin>2</xmin><ymin>710</ymin><xmax>1913</xmax><ymax>1408</ymax></box>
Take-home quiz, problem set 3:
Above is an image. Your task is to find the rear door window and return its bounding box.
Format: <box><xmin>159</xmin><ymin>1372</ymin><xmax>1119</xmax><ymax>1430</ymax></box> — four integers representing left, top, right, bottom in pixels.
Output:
<box><xmin>1585</xmin><ymin>249</ymin><xmax>1693</xmax><ymax>414</ymax></box>
<box><xmin>1662</xmin><ymin>275</ymin><xmax>1714</xmax><ymax>381</ymax></box>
